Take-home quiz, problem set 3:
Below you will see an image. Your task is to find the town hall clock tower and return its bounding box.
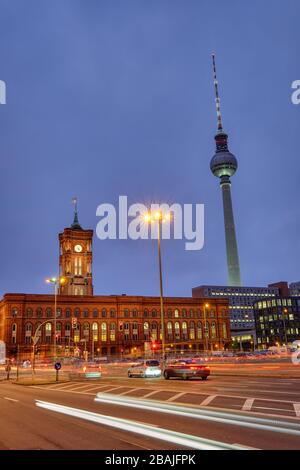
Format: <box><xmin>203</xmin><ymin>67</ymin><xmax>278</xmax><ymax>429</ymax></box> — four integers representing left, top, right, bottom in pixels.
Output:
<box><xmin>58</xmin><ymin>201</ymin><xmax>93</xmax><ymax>296</ymax></box>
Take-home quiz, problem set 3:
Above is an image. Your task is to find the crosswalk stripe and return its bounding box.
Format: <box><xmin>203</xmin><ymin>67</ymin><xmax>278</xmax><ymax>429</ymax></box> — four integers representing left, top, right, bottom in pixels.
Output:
<box><xmin>242</xmin><ymin>398</ymin><xmax>255</xmax><ymax>411</ymax></box>
<box><xmin>200</xmin><ymin>395</ymin><xmax>217</xmax><ymax>406</ymax></box>
<box><xmin>166</xmin><ymin>392</ymin><xmax>186</xmax><ymax>402</ymax></box>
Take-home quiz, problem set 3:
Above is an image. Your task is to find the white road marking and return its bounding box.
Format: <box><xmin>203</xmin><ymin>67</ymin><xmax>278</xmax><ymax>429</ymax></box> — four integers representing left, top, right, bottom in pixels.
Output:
<box><xmin>200</xmin><ymin>395</ymin><xmax>217</xmax><ymax>406</ymax></box>
<box><xmin>118</xmin><ymin>388</ymin><xmax>142</xmax><ymax>396</ymax></box>
<box><xmin>3</xmin><ymin>397</ymin><xmax>19</xmax><ymax>402</ymax></box>
<box><xmin>293</xmin><ymin>404</ymin><xmax>300</xmax><ymax>417</ymax></box>
<box><xmin>36</xmin><ymin>400</ymin><xmax>248</xmax><ymax>450</ymax></box>
<box><xmin>94</xmin><ymin>393</ymin><xmax>300</xmax><ymax>437</ymax></box>
<box><xmin>167</xmin><ymin>392</ymin><xmax>186</xmax><ymax>402</ymax></box>
<box><xmin>142</xmin><ymin>390</ymin><xmax>162</xmax><ymax>399</ymax></box>
<box><xmin>242</xmin><ymin>399</ymin><xmax>255</xmax><ymax>412</ymax></box>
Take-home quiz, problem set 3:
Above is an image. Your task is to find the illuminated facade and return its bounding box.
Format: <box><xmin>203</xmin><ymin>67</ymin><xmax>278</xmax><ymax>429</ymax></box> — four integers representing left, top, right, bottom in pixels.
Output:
<box><xmin>254</xmin><ymin>297</ymin><xmax>300</xmax><ymax>348</ymax></box>
<box><xmin>0</xmin><ymin>211</ymin><xmax>231</xmax><ymax>358</ymax></box>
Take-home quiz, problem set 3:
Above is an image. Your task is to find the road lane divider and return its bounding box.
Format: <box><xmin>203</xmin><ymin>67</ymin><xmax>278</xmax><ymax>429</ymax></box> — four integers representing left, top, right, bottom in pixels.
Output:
<box><xmin>94</xmin><ymin>393</ymin><xmax>300</xmax><ymax>437</ymax></box>
<box><xmin>35</xmin><ymin>400</ymin><xmax>249</xmax><ymax>450</ymax></box>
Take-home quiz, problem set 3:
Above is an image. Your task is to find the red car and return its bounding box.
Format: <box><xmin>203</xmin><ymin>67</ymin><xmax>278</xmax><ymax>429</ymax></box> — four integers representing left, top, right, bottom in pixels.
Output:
<box><xmin>163</xmin><ymin>360</ymin><xmax>210</xmax><ymax>380</ymax></box>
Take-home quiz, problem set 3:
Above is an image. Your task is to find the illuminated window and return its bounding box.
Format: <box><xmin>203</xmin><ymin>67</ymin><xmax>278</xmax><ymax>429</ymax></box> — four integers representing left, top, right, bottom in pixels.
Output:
<box><xmin>197</xmin><ymin>321</ymin><xmax>203</xmax><ymax>339</ymax></box>
<box><xmin>189</xmin><ymin>321</ymin><xmax>195</xmax><ymax>340</ymax></box>
<box><xmin>92</xmin><ymin>322</ymin><xmax>98</xmax><ymax>341</ymax></box>
<box><xmin>222</xmin><ymin>323</ymin><xmax>227</xmax><ymax>339</ymax></box>
<box><xmin>167</xmin><ymin>322</ymin><xmax>173</xmax><ymax>339</ymax></box>
<box><xmin>211</xmin><ymin>322</ymin><xmax>217</xmax><ymax>339</ymax></box>
<box><xmin>151</xmin><ymin>322</ymin><xmax>157</xmax><ymax>341</ymax></box>
<box><xmin>101</xmin><ymin>323</ymin><xmax>107</xmax><ymax>341</ymax></box>
<box><xmin>174</xmin><ymin>309</ymin><xmax>179</xmax><ymax>318</ymax></box>
<box><xmin>175</xmin><ymin>322</ymin><xmax>180</xmax><ymax>339</ymax></box>
<box><xmin>110</xmin><ymin>323</ymin><xmax>116</xmax><ymax>341</ymax></box>
<box><xmin>182</xmin><ymin>321</ymin><xmax>188</xmax><ymax>340</ymax></box>
<box><xmin>74</xmin><ymin>257</ymin><xmax>82</xmax><ymax>275</ymax></box>
<box><xmin>144</xmin><ymin>322</ymin><xmax>150</xmax><ymax>340</ymax></box>
<box><xmin>83</xmin><ymin>322</ymin><xmax>90</xmax><ymax>339</ymax></box>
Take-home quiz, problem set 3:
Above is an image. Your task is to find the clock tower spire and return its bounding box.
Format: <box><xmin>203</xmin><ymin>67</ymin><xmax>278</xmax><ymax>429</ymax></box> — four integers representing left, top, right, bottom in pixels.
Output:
<box><xmin>58</xmin><ymin>199</ymin><xmax>93</xmax><ymax>295</ymax></box>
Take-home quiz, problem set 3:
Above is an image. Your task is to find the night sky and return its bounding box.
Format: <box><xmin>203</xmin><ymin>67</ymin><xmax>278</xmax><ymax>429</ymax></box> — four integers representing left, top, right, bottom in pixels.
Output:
<box><xmin>0</xmin><ymin>0</ymin><xmax>299</xmax><ymax>298</ymax></box>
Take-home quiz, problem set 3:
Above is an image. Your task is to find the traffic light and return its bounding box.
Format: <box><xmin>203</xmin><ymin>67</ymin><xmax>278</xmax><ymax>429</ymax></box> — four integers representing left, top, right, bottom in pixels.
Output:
<box><xmin>119</xmin><ymin>322</ymin><xmax>123</xmax><ymax>331</ymax></box>
<box><xmin>151</xmin><ymin>341</ymin><xmax>158</xmax><ymax>351</ymax></box>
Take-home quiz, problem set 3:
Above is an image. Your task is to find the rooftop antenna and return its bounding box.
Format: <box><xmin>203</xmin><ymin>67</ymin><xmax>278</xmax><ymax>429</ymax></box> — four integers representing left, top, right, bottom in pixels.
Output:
<box><xmin>212</xmin><ymin>53</ymin><xmax>224</xmax><ymax>133</ymax></box>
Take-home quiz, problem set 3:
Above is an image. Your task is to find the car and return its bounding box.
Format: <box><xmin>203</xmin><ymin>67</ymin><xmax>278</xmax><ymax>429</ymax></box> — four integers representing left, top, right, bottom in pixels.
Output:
<box><xmin>81</xmin><ymin>362</ymin><xmax>102</xmax><ymax>379</ymax></box>
<box><xmin>163</xmin><ymin>360</ymin><xmax>210</xmax><ymax>380</ymax></box>
<box><xmin>127</xmin><ymin>360</ymin><xmax>161</xmax><ymax>378</ymax></box>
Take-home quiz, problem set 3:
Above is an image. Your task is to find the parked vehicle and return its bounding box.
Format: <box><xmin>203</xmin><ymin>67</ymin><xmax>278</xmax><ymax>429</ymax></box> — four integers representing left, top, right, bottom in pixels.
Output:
<box><xmin>163</xmin><ymin>360</ymin><xmax>210</xmax><ymax>380</ymax></box>
<box><xmin>128</xmin><ymin>360</ymin><xmax>161</xmax><ymax>378</ymax></box>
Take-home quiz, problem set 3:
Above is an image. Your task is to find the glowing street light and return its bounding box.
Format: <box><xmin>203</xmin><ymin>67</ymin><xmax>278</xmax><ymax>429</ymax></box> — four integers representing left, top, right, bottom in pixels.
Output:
<box><xmin>203</xmin><ymin>303</ymin><xmax>209</xmax><ymax>356</ymax></box>
<box><xmin>143</xmin><ymin>210</ymin><xmax>171</xmax><ymax>367</ymax></box>
<box><xmin>46</xmin><ymin>276</ymin><xmax>66</xmax><ymax>362</ymax></box>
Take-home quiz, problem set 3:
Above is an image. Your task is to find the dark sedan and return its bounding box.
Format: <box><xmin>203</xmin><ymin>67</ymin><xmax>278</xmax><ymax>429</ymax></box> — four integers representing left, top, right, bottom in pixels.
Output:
<box><xmin>163</xmin><ymin>361</ymin><xmax>210</xmax><ymax>380</ymax></box>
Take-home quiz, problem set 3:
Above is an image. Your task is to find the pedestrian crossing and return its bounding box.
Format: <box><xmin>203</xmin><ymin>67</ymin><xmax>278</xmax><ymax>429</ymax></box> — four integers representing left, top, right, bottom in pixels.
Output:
<box><xmin>31</xmin><ymin>380</ymin><xmax>300</xmax><ymax>420</ymax></box>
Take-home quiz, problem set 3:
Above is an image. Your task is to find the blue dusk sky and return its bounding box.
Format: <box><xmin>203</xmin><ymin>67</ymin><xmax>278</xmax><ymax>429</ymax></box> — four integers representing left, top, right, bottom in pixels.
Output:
<box><xmin>0</xmin><ymin>0</ymin><xmax>299</xmax><ymax>298</ymax></box>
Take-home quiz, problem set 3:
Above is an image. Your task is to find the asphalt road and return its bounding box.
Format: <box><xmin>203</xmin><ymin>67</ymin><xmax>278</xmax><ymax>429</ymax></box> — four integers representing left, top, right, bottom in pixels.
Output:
<box><xmin>1</xmin><ymin>374</ymin><xmax>300</xmax><ymax>450</ymax></box>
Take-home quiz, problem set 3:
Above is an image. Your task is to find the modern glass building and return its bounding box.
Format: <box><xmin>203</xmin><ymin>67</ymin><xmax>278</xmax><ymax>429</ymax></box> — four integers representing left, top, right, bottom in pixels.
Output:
<box><xmin>254</xmin><ymin>297</ymin><xmax>300</xmax><ymax>348</ymax></box>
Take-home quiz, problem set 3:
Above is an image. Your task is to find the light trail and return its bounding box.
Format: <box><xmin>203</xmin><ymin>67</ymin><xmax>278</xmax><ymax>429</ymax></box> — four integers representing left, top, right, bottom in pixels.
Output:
<box><xmin>94</xmin><ymin>393</ymin><xmax>300</xmax><ymax>437</ymax></box>
<box><xmin>35</xmin><ymin>400</ymin><xmax>249</xmax><ymax>450</ymax></box>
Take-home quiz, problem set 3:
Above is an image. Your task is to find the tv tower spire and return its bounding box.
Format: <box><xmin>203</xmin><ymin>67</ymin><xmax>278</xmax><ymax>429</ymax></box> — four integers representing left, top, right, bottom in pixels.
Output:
<box><xmin>210</xmin><ymin>54</ymin><xmax>242</xmax><ymax>286</ymax></box>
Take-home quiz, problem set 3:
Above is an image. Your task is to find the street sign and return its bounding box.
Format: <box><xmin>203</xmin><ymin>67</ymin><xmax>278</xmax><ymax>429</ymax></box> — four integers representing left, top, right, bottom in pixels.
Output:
<box><xmin>54</xmin><ymin>362</ymin><xmax>61</xmax><ymax>371</ymax></box>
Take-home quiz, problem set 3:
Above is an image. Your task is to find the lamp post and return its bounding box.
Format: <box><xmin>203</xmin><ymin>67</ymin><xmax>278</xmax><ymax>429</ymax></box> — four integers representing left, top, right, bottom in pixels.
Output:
<box><xmin>203</xmin><ymin>303</ymin><xmax>209</xmax><ymax>356</ymax></box>
<box><xmin>144</xmin><ymin>210</ymin><xmax>171</xmax><ymax>367</ymax></box>
<box><xmin>282</xmin><ymin>308</ymin><xmax>289</xmax><ymax>349</ymax></box>
<box><xmin>46</xmin><ymin>276</ymin><xmax>66</xmax><ymax>362</ymax></box>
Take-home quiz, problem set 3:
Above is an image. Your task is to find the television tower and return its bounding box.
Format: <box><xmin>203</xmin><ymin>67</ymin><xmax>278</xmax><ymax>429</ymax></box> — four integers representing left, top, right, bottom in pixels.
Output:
<box><xmin>210</xmin><ymin>54</ymin><xmax>242</xmax><ymax>286</ymax></box>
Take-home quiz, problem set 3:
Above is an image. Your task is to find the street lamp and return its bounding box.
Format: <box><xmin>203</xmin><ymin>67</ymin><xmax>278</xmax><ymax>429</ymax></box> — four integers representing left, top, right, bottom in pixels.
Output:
<box><xmin>203</xmin><ymin>303</ymin><xmax>209</xmax><ymax>356</ymax></box>
<box><xmin>46</xmin><ymin>276</ymin><xmax>66</xmax><ymax>362</ymax></box>
<box><xmin>282</xmin><ymin>308</ymin><xmax>289</xmax><ymax>349</ymax></box>
<box><xmin>143</xmin><ymin>210</ymin><xmax>171</xmax><ymax>367</ymax></box>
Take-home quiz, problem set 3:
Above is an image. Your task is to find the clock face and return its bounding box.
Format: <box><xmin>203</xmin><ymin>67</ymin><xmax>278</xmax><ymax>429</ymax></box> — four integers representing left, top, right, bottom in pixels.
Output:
<box><xmin>74</xmin><ymin>244</ymin><xmax>83</xmax><ymax>253</ymax></box>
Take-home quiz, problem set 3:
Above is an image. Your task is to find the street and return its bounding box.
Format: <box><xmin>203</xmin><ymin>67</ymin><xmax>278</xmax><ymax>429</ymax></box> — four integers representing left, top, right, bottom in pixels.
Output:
<box><xmin>1</xmin><ymin>371</ymin><xmax>300</xmax><ymax>450</ymax></box>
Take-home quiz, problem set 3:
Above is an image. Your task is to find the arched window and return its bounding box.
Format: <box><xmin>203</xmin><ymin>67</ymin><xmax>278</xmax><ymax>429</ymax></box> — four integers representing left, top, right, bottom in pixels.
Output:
<box><xmin>189</xmin><ymin>321</ymin><xmax>195</xmax><ymax>340</ymax></box>
<box><xmin>92</xmin><ymin>322</ymin><xmax>98</xmax><ymax>341</ymax></box>
<box><xmin>26</xmin><ymin>308</ymin><xmax>33</xmax><ymax>318</ymax></box>
<box><xmin>133</xmin><ymin>309</ymin><xmax>138</xmax><ymax>317</ymax></box>
<box><xmin>25</xmin><ymin>323</ymin><xmax>32</xmax><ymax>344</ymax></box>
<box><xmin>83</xmin><ymin>309</ymin><xmax>89</xmax><ymax>318</ymax></box>
<box><xmin>152</xmin><ymin>310</ymin><xmax>157</xmax><ymax>318</ymax></box>
<box><xmin>123</xmin><ymin>322</ymin><xmax>130</xmax><ymax>340</ymax></box>
<box><xmin>190</xmin><ymin>309</ymin><xmax>194</xmax><ymax>318</ymax></box>
<box><xmin>211</xmin><ymin>322</ymin><xmax>217</xmax><ymax>339</ymax></box>
<box><xmin>56</xmin><ymin>322</ymin><xmax>62</xmax><ymax>343</ymax></box>
<box><xmin>182</xmin><ymin>321</ymin><xmax>188</xmax><ymax>340</ymax></box>
<box><xmin>93</xmin><ymin>309</ymin><xmax>99</xmax><ymax>318</ymax></box>
<box><xmin>11</xmin><ymin>308</ymin><xmax>18</xmax><ymax>318</ymax></box>
<box><xmin>65</xmin><ymin>323</ymin><xmax>71</xmax><ymax>337</ymax></box>
<box><xmin>83</xmin><ymin>322</ymin><xmax>90</xmax><ymax>339</ymax></box>
<box><xmin>46</xmin><ymin>308</ymin><xmax>52</xmax><ymax>318</ymax></box>
<box><xmin>36</xmin><ymin>308</ymin><xmax>43</xmax><ymax>318</ymax></box>
<box><xmin>65</xmin><ymin>309</ymin><xmax>71</xmax><ymax>318</ymax></box>
<box><xmin>175</xmin><ymin>322</ymin><xmax>180</xmax><ymax>339</ymax></box>
<box><xmin>167</xmin><ymin>322</ymin><xmax>173</xmax><ymax>340</ymax></box>
<box><xmin>74</xmin><ymin>308</ymin><xmax>80</xmax><ymax>318</ymax></box>
<box><xmin>151</xmin><ymin>322</ymin><xmax>157</xmax><ymax>340</ymax></box>
<box><xmin>101</xmin><ymin>309</ymin><xmax>107</xmax><ymax>318</ymax></box>
<box><xmin>101</xmin><ymin>323</ymin><xmax>107</xmax><ymax>341</ymax></box>
<box><xmin>143</xmin><ymin>309</ymin><xmax>149</xmax><ymax>318</ymax></box>
<box><xmin>45</xmin><ymin>322</ymin><xmax>52</xmax><ymax>343</ymax></box>
<box><xmin>174</xmin><ymin>309</ymin><xmax>179</xmax><ymax>318</ymax></box>
<box><xmin>110</xmin><ymin>323</ymin><xmax>116</xmax><ymax>341</ymax></box>
<box><xmin>222</xmin><ymin>323</ymin><xmax>227</xmax><ymax>339</ymax></box>
<box><xmin>132</xmin><ymin>322</ymin><xmax>138</xmax><ymax>340</ymax></box>
<box><xmin>204</xmin><ymin>321</ymin><xmax>210</xmax><ymax>339</ymax></box>
<box><xmin>11</xmin><ymin>323</ymin><xmax>17</xmax><ymax>343</ymax></box>
<box><xmin>110</xmin><ymin>309</ymin><xmax>116</xmax><ymax>318</ymax></box>
<box><xmin>144</xmin><ymin>322</ymin><xmax>149</xmax><ymax>340</ymax></box>
<box><xmin>197</xmin><ymin>321</ymin><xmax>203</xmax><ymax>340</ymax></box>
<box><xmin>74</xmin><ymin>323</ymin><xmax>80</xmax><ymax>343</ymax></box>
